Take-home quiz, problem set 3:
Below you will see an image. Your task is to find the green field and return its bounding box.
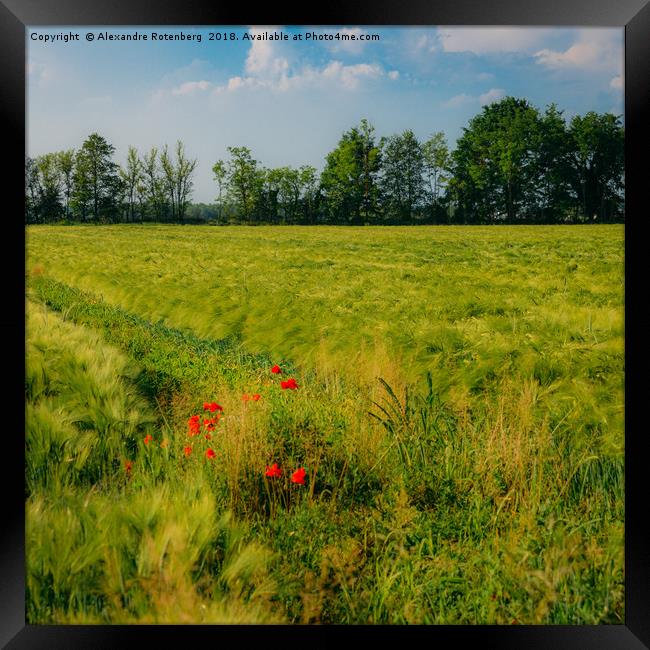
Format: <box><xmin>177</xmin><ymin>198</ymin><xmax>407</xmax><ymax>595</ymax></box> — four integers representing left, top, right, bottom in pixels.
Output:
<box><xmin>26</xmin><ymin>224</ymin><xmax>624</xmax><ymax>624</ymax></box>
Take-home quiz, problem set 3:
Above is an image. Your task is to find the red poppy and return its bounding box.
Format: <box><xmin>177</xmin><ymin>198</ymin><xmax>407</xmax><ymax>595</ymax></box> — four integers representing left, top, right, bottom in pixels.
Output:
<box><xmin>291</xmin><ymin>467</ymin><xmax>306</xmax><ymax>485</ymax></box>
<box><xmin>144</xmin><ymin>434</ymin><xmax>154</xmax><ymax>445</ymax></box>
<box><xmin>281</xmin><ymin>378</ymin><xmax>298</xmax><ymax>390</ymax></box>
<box><xmin>242</xmin><ymin>394</ymin><xmax>250</xmax><ymax>402</ymax></box>
<box><xmin>124</xmin><ymin>460</ymin><xmax>133</xmax><ymax>474</ymax></box>
<box><xmin>206</xmin><ymin>448</ymin><xmax>216</xmax><ymax>459</ymax></box>
<box><xmin>204</xmin><ymin>433</ymin><xmax>212</xmax><ymax>440</ymax></box>
<box><xmin>271</xmin><ymin>365</ymin><xmax>282</xmax><ymax>374</ymax></box>
<box><xmin>188</xmin><ymin>414</ymin><xmax>201</xmax><ymax>436</ymax></box>
<box><xmin>252</xmin><ymin>394</ymin><xmax>261</xmax><ymax>401</ymax></box>
<box><xmin>183</xmin><ymin>446</ymin><xmax>192</xmax><ymax>457</ymax></box>
<box><xmin>204</xmin><ymin>402</ymin><xmax>223</xmax><ymax>413</ymax></box>
<box><xmin>203</xmin><ymin>418</ymin><xmax>217</xmax><ymax>431</ymax></box>
<box><xmin>265</xmin><ymin>463</ymin><xmax>282</xmax><ymax>478</ymax></box>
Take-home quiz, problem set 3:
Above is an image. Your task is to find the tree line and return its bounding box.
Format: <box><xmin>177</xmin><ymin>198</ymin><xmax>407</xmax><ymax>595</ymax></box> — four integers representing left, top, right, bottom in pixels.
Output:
<box><xmin>25</xmin><ymin>136</ymin><xmax>197</xmax><ymax>224</ymax></box>
<box><xmin>25</xmin><ymin>97</ymin><xmax>624</xmax><ymax>225</ymax></box>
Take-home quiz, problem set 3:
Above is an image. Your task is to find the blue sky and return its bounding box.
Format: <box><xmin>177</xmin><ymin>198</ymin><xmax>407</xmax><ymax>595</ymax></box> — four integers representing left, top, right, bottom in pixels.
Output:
<box><xmin>27</xmin><ymin>26</ymin><xmax>623</xmax><ymax>203</ymax></box>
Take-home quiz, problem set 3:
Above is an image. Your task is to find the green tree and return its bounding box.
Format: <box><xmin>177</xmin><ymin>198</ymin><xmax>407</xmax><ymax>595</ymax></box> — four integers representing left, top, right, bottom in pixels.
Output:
<box><xmin>358</xmin><ymin>119</ymin><xmax>382</xmax><ymax>222</ymax></box>
<box><xmin>299</xmin><ymin>165</ymin><xmax>319</xmax><ymax>224</ymax></box>
<box><xmin>212</xmin><ymin>160</ymin><xmax>228</xmax><ymax>222</ymax></box>
<box><xmin>25</xmin><ymin>157</ymin><xmax>42</xmax><ymax>224</ymax></box>
<box><xmin>56</xmin><ymin>149</ymin><xmax>75</xmax><ymax>220</ymax></box>
<box><xmin>258</xmin><ymin>165</ymin><xmax>319</xmax><ymax>224</ymax></box>
<box><xmin>262</xmin><ymin>167</ymin><xmax>284</xmax><ymax>223</ymax></box>
<box><xmin>225</xmin><ymin>146</ymin><xmax>260</xmax><ymax>221</ymax></box>
<box><xmin>422</xmin><ymin>132</ymin><xmax>450</xmax><ymax>223</ymax></box>
<box><xmin>278</xmin><ymin>166</ymin><xmax>303</xmax><ymax>224</ymax></box>
<box><xmin>531</xmin><ymin>104</ymin><xmax>573</xmax><ymax>223</ymax></box>
<box><xmin>320</xmin><ymin>119</ymin><xmax>381</xmax><ymax>224</ymax></box>
<box><xmin>449</xmin><ymin>97</ymin><xmax>541</xmax><ymax>223</ymax></box>
<box><xmin>35</xmin><ymin>153</ymin><xmax>63</xmax><ymax>222</ymax></box>
<box><xmin>174</xmin><ymin>141</ymin><xmax>198</xmax><ymax>222</ymax></box>
<box><xmin>448</xmin><ymin>127</ymin><xmax>497</xmax><ymax>224</ymax></box>
<box><xmin>71</xmin><ymin>133</ymin><xmax>120</xmax><ymax>222</ymax></box>
<box><xmin>120</xmin><ymin>146</ymin><xmax>144</xmax><ymax>222</ymax></box>
<box><xmin>160</xmin><ymin>141</ymin><xmax>196</xmax><ymax>221</ymax></box>
<box><xmin>141</xmin><ymin>147</ymin><xmax>168</xmax><ymax>221</ymax></box>
<box><xmin>70</xmin><ymin>151</ymin><xmax>91</xmax><ymax>220</ymax></box>
<box><xmin>568</xmin><ymin>112</ymin><xmax>624</xmax><ymax>222</ymax></box>
<box><xmin>380</xmin><ymin>129</ymin><xmax>425</xmax><ymax>223</ymax></box>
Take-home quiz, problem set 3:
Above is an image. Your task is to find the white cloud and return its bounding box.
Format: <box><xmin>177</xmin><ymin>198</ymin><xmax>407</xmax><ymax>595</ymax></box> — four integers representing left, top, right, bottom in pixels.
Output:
<box><xmin>191</xmin><ymin>26</ymin><xmax>291</xmax><ymax>94</ymax></box>
<box><xmin>158</xmin><ymin>27</ymin><xmax>403</xmax><ymax>101</ymax></box>
<box><xmin>414</xmin><ymin>33</ymin><xmax>439</xmax><ymax>54</ymax></box>
<box><xmin>172</xmin><ymin>80</ymin><xmax>213</xmax><ymax>95</ymax></box>
<box><xmin>328</xmin><ymin>61</ymin><xmax>383</xmax><ymax>89</ymax></box>
<box><xmin>214</xmin><ymin>55</ymin><xmax>384</xmax><ymax>95</ymax></box>
<box><xmin>442</xmin><ymin>88</ymin><xmax>505</xmax><ymax>109</ymax></box>
<box><xmin>159</xmin><ymin>28</ymin><xmax>296</xmax><ymax>99</ymax></box>
<box><xmin>534</xmin><ymin>28</ymin><xmax>621</xmax><ymax>72</ymax></box>
<box><xmin>438</xmin><ymin>27</ymin><xmax>553</xmax><ymax>54</ymax></box>
<box><xmin>325</xmin><ymin>27</ymin><xmax>367</xmax><ymax>55</ymax></box>
<box><xmin>479</xmin><ymin>88</ymin><xmax>505</xmax><ymax>105</ymax></box>
<box><xmin>610</xmin><ymin>75</ymin><xmax>623</xmax><ymax>90</ymax></box>
<box><xmin>441</xmin><ymin>93</ymin><xmax>475</xmax><ymax>108</ymax></box>
<box><xmin>211</xmin><ymin>76</ymin><xmax>262</xmax><ymax>94</ymax></box>
<box><xmin>245</xmin><ymin>26</ymin><xmax>289</xmax><ymax>77</ymax></box>
<box><xmin>226</xmin><ymin>76</ymin><xmax>260</xmax><ymax>91</ymax></box>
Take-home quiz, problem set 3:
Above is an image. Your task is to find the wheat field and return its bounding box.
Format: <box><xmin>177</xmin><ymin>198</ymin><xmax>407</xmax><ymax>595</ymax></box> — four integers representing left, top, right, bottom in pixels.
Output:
<box><xmin>25</xmin><ymin>224</ymin><xmax>624</xmax><ymax>624</ymax></box>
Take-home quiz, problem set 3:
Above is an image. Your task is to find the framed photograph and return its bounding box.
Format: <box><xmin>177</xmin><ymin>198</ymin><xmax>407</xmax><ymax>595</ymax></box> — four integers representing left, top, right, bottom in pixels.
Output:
<box><xmin>4</xmin><ymin>0</ymin><xmax>649</xmax><ymax>646</ymax></box>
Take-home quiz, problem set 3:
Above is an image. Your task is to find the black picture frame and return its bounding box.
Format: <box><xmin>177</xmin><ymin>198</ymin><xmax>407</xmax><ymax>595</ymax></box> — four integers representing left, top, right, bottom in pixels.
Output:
<box><xmin>3</xmin><ymin>1</ymin><xmax>648</xmax><ymax>647</ymax></box>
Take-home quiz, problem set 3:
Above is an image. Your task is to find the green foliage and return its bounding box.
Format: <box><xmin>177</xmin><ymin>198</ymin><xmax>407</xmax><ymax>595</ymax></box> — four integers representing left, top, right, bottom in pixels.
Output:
<box><xmin>422</xmin><ymin>131</ymin><xmax>451</xmax><ymax>223</ymax></box>
<box><xmin>141</xmin><ymin>146</ymin><xmax>169</xmax><ymax>221</ymax></box>
<box><xmin>450</xmin><ymin>98</ymin><xmax>624</xmax><ymax>223</ymax></box>
<box><xmin>26</xmin><ymin>301</ymin><xmax>157</xmax><ymax>494</ymax></box>
<box><xmin>451</xmin><ymin>98</ymin><xmax>545</xmax><ymax>223</ymax></box>
<box><xmin>321</xmin><ymin>118</ymin><xmax>382</xmax><ymax>224</ymax></box>
<box><xmin>568</xmin><ymin>112</ymin><xmax>625</xmax><ymax>222</ymax></box>
<box><xmin>369</xmin><ymin>374</ymin><xmax>462</xmax><ymax>509</ymax></box>
<box><xmin>71</xmin><ymin>132</ymin><xmax>122</xmax><ymax>222</ymax></box>
<box><xmin>119</xmin><ymin>146</ymin><xmax>143</xmax><ymax>223</ymax></box>
<box><xmin>159</xmin><ymin>141</ymin><xmax>197</xmax><ymax>221</ymax></box>
<box><xmin>380</xmin><ymin>130</ymin><xmax>426</xmax><ymax>223</ymax></box>
<box><xmin>225</xmin><ymin>146</ymin><xmax>262</xmax><ymax>221</ymax></box>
